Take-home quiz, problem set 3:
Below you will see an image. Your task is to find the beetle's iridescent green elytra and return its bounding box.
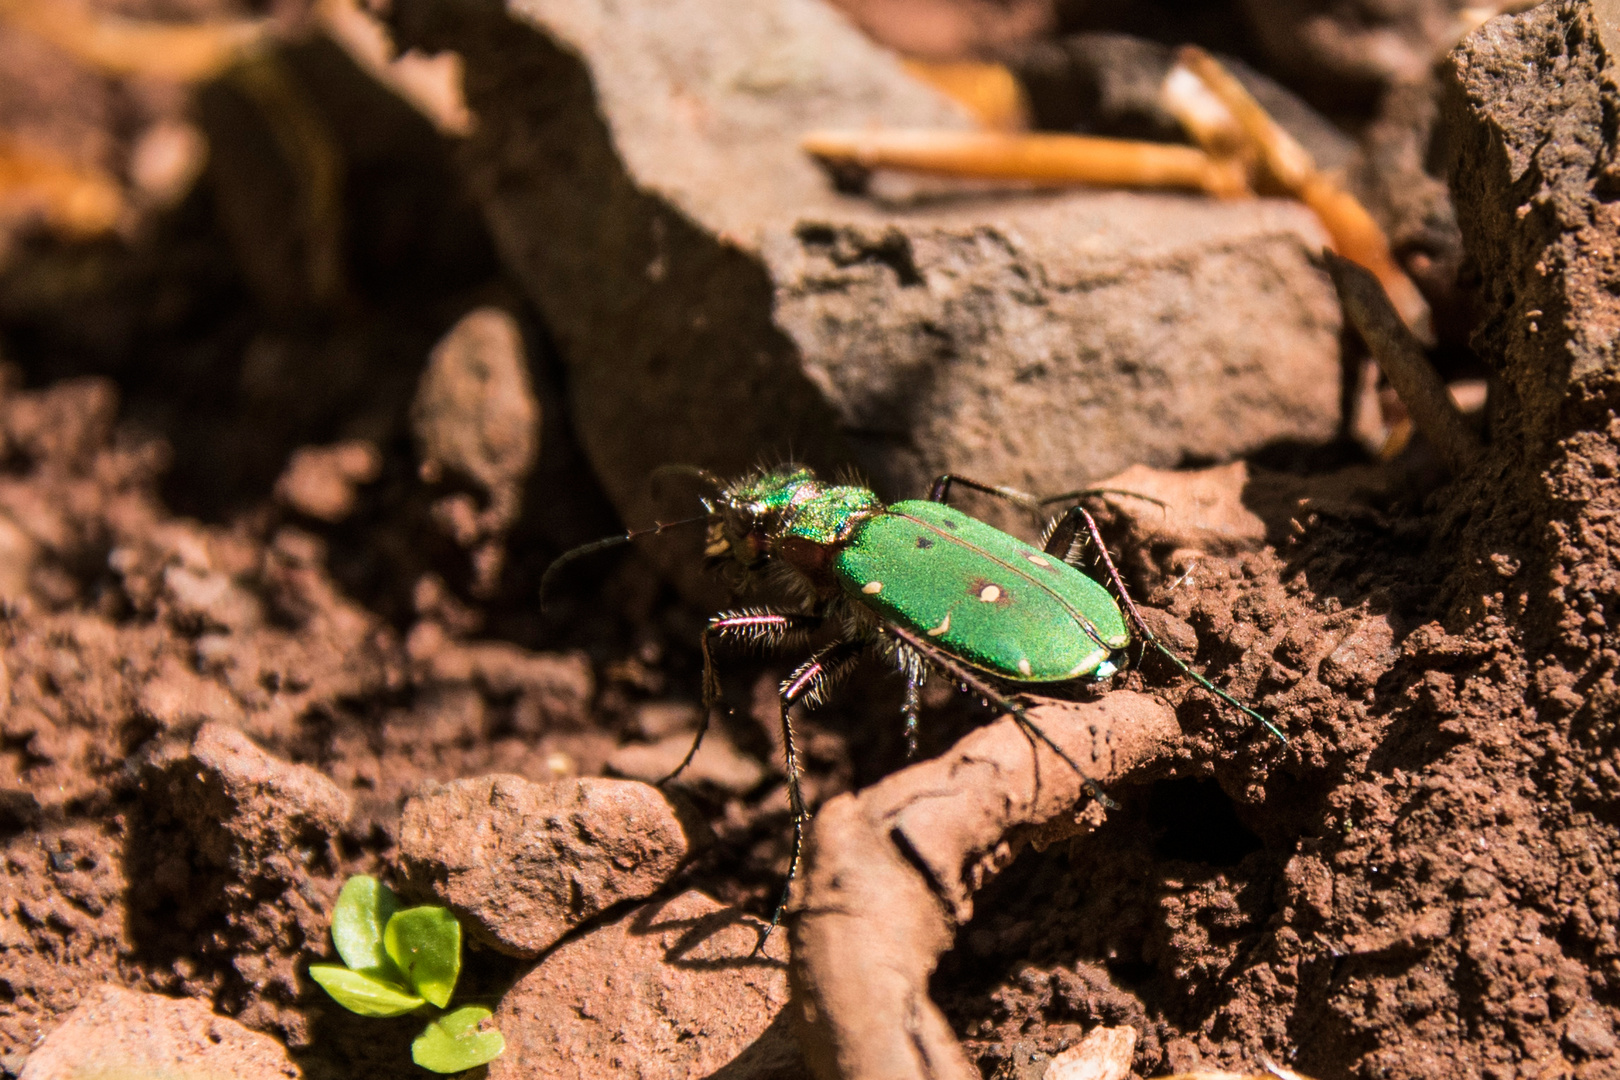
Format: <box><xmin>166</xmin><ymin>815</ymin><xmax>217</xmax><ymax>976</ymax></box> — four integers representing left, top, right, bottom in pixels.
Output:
<box><xmin>834</xmin><ymin>500</ymin><xmax>1128</xmax><ymax>682</ymax></box>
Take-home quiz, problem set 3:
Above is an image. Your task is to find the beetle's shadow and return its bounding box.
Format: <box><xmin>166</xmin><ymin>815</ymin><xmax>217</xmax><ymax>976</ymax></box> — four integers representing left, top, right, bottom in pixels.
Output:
<box><xmin>624</xmin><ymin>897</ymin><xmax>788</xmax><ymax>973</ymax></box>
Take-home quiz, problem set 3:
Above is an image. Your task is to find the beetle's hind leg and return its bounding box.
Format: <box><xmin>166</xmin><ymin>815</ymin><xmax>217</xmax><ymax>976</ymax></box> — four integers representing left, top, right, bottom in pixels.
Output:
<box><xmin>1047</xmin><ymin>504</ymin><xmax>1285</xmax><ymax>742</ymax></box>
<box><xmin>666</xmin><ymin>610</ymin><xmax>821</xmax><ymax>785</ymax></box>
<box><xmin>883</xmin><ymin>623</ymin><xmax>1118</xmax><ymax>810</ymax></box>
<box><xmin>758</xmin><ymin>638</ymin><xmax>867</xmax><ymax>950</ymax></box>
<box><xmin>888</xmin><ymin>639</ymin><xmax>928</xmax><ymax>758</ymax></box>
<box><xmin>902</xmin><ymin>676</ymin><xmax>922</xmax><ymax>758</ymax></box>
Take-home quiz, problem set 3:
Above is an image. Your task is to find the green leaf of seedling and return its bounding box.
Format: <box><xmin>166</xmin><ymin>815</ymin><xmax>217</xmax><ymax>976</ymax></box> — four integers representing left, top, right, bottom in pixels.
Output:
<box><xmin>412</xmin><ymin>1006</ymin><xmax>505</xmax><ymax>1073</ymax></box>
<box><xmin>384</xmin><ymin>905</ymin><xmax>461</xmax><ymax>1007</ymax></box>
<box><xmin>331</xmin><ymin>875</ymin><xmax>403</xmax><ymax>977</ymax></box>
<box><xmin>308</xmin><ymin>963</ymin><xmax>425</xmax><ymax>1017</ymax></box>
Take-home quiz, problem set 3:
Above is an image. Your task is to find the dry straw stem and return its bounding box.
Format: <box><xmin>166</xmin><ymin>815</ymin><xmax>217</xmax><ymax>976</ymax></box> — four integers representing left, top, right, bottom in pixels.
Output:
<box><xmin>788</xmin><ymin>691</ymin><xmax>1180</xmax><ymax>1080</ymax></box>
<box><xmin>0</xmin><ymin>0</ymin><xmax>269</xmax><ymax>81</ymax></box>
<box><xmin>900</xmin><ymin>59</ymin><xmax>1030</xmax><ymax>132</ymax></box>
<box><xmin>1167</xmin><ymin>47</ymin><xmax>1431</xmax><ymax>337</ymax></box>
<box><xmin>0</xmin><ymin>136</ymin><xmax>124</xmax><ymax>237</ymax></box>
<box><xmin>1325</xmin><ymin>251</ymin><xmax>1482</xmax><ymax>473</ymax></box>
<box><xmin>800</xmin><ymin>130</ymin><xmax>1249</xmax><ymax>197</ymax></box>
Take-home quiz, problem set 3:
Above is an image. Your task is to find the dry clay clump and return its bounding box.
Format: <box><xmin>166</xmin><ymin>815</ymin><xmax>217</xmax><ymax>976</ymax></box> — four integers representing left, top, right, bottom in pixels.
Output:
<box><xmin>18</xmin><ymin>984</ymin><xmax>303</xmax><ymax>1080</ymax></box>
<box><xmin>131</xmin><ymin>723</ymin><xmax>351</xmax><ymax>1039</ymax></box>
<box><xmin>491</xmin><ymin>890</ymin><xmax>803</xmax><ymax>1080</ymax></box>
<box><xmin>411</xmin><ymin>306</ymin><xmax>540</xmax><ymax>596</ymax></box>
<box><xmin>398</xmin><ymin>774</ymin><xmax>709</xmax><ymax>957</ymax></box>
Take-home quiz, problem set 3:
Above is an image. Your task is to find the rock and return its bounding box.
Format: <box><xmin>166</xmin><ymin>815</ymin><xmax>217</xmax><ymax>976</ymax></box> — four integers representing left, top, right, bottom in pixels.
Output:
<box><xmin>404</xmin><ymin>622</ymin><xmax>593</xmax><ymax>727</ymax></box>
<box><xmin>143</xmin><ymin>722</ymin><xmax>351</xmax><ymax>869</ymax></box>
<box><xmin>823</xmin><ymin>0</ymin><xmax>1054</xmax><ymax>60</ymax></box>
<box><xmin>392</xmin><ymin>0</ymin><xmax>1343</xmax><ymax>542</ymax></box>
<box><xmin>609</xmin><ymin>729</ymin><xmax>770</xmax><ymax>795</ymax></box>
<box><xmin>398</xmin><ymin>774</ymin><xmax>707</xmax><ymax>957</ymax></box>
<box><xmin>274</xmin><ymin>440</ymin><xmax>383</xmax><ymax>522</ymax></box>
<box><xmin>1088</xmin><ymin>462</ymin><xmax>1270</xmax><ymax>557</ymax></box>
<box><xmin>132</xmin><ymin>723</ymin><xmax>350</xmax><ymax>1038</ymax></box>
<box><xmin>1238</xmin><ymin>0</ymin><xmax>1470</xmax><ymax>106</ymax></box>
<box><xmin>490</xmin><ymin>890</ymin><xmax>806</xmax><ymax>1080</ymax></box>
<box><xmin>18</xmin><ymin>984</ymin><xmax>301</xmax><ymax>1080</ymax></box>
<box><xmin>1565</xmin><ymin>1007</ymin><xmax>1618</xmax><ymax>1060</ymax></box>
<box><xmin>413</xmin><ymin>306</ymin><xmax>539</xmax><ymax>594</ymax></box>
<box><xmin>0</xmin><ymin>510</ymin><xmax>37</xmax><ymax>603</ymax></box>
<box><xmin>413</xmin><ymin>306</ymin><xmax>539</xmax><ymax>515</ymax></box>
<box><xmin>1043</xmin><ymin>1025</ymin><xmax>1137</xmax><ymax>1080</ymax></box>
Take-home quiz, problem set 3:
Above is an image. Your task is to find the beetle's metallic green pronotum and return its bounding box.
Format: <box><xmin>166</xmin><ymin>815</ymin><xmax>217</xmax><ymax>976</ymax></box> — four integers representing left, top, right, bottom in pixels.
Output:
<box><xmin>543</xmin><ymin>465</ymin><xmax>1279</xmax><ymax>938</ymax></box>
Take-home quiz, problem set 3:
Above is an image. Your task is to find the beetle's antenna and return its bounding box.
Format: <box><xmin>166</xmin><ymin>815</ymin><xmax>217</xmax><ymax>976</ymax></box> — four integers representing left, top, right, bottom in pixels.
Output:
<box><xmin>539</xmin><ymin>514</ymin><xmax>714</xmax><ymax>612</ymax></box>
<box><xmin>649</xmin><ymin>463</ymin><xmax>724</xmax><ymax>499</ymax></box>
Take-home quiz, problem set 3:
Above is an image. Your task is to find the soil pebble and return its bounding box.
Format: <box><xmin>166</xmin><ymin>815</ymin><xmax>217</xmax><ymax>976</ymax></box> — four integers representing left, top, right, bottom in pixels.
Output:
<box><xmin>609</xmin><ymin>729</ymin><xmax>769</xmax><ymax>796</ymax></box>
<box><xmin>397</xmin><ymin>774</ymin><xmax>709</xmax><ymax>957</ymax></box>
<box><xmin>412</xmin><ymin>306</ymin><xmax>539</xmax><ymax>593</ymax></box>
<box><xmin>17</xmin><ymin>983</ymin><xmax>302</xmax><ymax>1080</ymax></box>
<box><xmin>489</xmin><ymin>889</ymin><xmax>806</xmax><ymax>1079</ymax></box>
<box><xmin>392</xmin><ymin>0</ymin><xmax>1344</xmax><ymax>542</ymax></box>
<box><xmin>274</xmin><ymin>440</ymin><xmax>383</xmax><ymax>523</ymax></box>
<box><xmin>141</xmin><ymin>722</ymin><xmax>352</xmax><ymax>866</ymax></box>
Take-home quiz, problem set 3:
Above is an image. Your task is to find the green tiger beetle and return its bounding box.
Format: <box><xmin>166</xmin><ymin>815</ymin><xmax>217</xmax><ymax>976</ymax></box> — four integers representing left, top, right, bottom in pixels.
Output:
<box><xmin>542</xmin><ymin>465</ymin><xmax>1280</xmax><ymax>938</ymax></box>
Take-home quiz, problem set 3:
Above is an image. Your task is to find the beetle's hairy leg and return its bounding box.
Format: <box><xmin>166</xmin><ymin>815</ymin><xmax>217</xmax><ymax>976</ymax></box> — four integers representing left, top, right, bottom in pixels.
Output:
<box><xmin>756</xmin><ymin>639</ymin><xmax>866</xmax><ymax>953</ymax></box>
<box><xmin>887</xmin><ymin>639</ymin><xmax>928</xmax><ymax>759</ymax></box>
<box><xmin>662</xmin><ymin>610</ymin><xmax>822</xmax><ymax>785</ymax></box>
<box><xmin>902</xmin><ymin>677</ymin><xmax>922</xmax><ymax>759</ymax></box>
<box><xmin>1059</xmin><ymin>506</ymin><xmax>1287</xmax><ymax>744</ymax></box>
<box><xmin>884</xmin><ymin>624</ymin><xmax>1119</xmax><ymax>810</ymax></box>
<box><xmin>1037</xmin><ymin>487</ymin><xmax>1168</xmax><ymax>514</ymax></box>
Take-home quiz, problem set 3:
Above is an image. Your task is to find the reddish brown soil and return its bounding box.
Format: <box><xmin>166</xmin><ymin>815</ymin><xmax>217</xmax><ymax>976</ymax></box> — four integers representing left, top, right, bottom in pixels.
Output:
<box><xmin>0</xmin><ymin>2</ymin><xmax>1617</xmax><ymax>1079</ymax></box>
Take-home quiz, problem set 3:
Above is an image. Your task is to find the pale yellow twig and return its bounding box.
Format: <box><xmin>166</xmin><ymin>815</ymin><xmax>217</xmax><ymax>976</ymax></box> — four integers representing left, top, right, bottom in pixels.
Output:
<box><xmin>801</xmin><ymin>129</ymin><xmax>1250</xmax><ymax>197</ymax></box>
<box><xmin>1168</xmin><ymin>46</ymin><xmax>1431</xmax><ymax>337</ymax></box>
<box><xmin>0</xmin><ymin>0</ymin><xmax>268</xmax><ymax>82</ymax></box>
<box><xmin>900</xmin><ymin>59</ymin><xmax>1029</xmax><ymax>132</ymax></box>
<box><xmin>0</xmin><ymin>136</ymin><xmax>124</xmax><ymax>236</ymax></box>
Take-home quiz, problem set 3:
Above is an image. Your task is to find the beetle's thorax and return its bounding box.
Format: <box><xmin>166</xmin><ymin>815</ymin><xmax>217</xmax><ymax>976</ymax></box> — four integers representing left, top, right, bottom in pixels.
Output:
<box><xmin>706</xmin><ymin>466</ymin><xmax>881</xmax><ymax>597</ymax></box>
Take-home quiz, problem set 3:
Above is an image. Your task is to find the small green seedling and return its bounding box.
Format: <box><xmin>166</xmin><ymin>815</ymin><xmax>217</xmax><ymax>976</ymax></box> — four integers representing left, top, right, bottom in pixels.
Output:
<box><xmin>309</xmin><ymin>875</ymin><xmax>505</xmax><ymax>1073</ymax></box>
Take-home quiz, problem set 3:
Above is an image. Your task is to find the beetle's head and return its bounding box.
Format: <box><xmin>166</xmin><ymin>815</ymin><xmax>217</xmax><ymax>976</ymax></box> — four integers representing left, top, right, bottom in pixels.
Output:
<box><xmin>705</xmin><ymin>466</ymin><xmax>819</xmax><ymax>571</ymax></box>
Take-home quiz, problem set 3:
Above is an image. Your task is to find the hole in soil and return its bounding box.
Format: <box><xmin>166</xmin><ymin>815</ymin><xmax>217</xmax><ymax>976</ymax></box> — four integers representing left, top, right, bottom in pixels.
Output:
<box><xmin>1146</xmin><ymin>778</ymin><xmax>1262</xmax><ymax>865</ymax></box>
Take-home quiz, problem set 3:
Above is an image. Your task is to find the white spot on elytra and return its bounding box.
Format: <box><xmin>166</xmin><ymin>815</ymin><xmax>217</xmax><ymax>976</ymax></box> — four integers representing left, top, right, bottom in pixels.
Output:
<box><xmin>1017</xmin><ymin>658</ymin><xmax>1032</xmax><ymax>676</ymax></box>
<box><xmin>978</xmin><ymin>584</ymin><xmax>1003</xmax><ymax>603</ymax></box>
<box><xmin>927</xmin><ymin>611</ymin><xmax>951</xmax><ymax>636</ymax></box>
<box><xmin>862</xmin><ymin>581</ymin><xmax>883</xmax><ymax>594</ymax></box>
<box><xmin>1025</xmin><ymin>553</ymin><xmax>1050</xmax><ymax>567</ymax></box>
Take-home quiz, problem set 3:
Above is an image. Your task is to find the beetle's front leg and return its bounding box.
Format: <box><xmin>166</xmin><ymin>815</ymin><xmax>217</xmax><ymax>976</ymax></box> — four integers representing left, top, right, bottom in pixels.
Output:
<box><xmin>759</xmin><ymin>638</ymin><xmax>866</xmax><ymax>949</ymax></box>
<box><xmin>883</xmin><ymin>623</ymin><xmax>1118</xmax><ymax>810</ymax></box>
<box><xmin>663</xmin><ymin>610</ymin><xmax>822</xmax><ymax>784</ymax></box>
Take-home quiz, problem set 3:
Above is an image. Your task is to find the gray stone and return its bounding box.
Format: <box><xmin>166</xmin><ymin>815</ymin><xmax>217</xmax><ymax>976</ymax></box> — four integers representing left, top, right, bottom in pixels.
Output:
<box><xmin>393</xmin><ymin>0</ymin><xmax>1343</xmax><ymax>533</ymax></box>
